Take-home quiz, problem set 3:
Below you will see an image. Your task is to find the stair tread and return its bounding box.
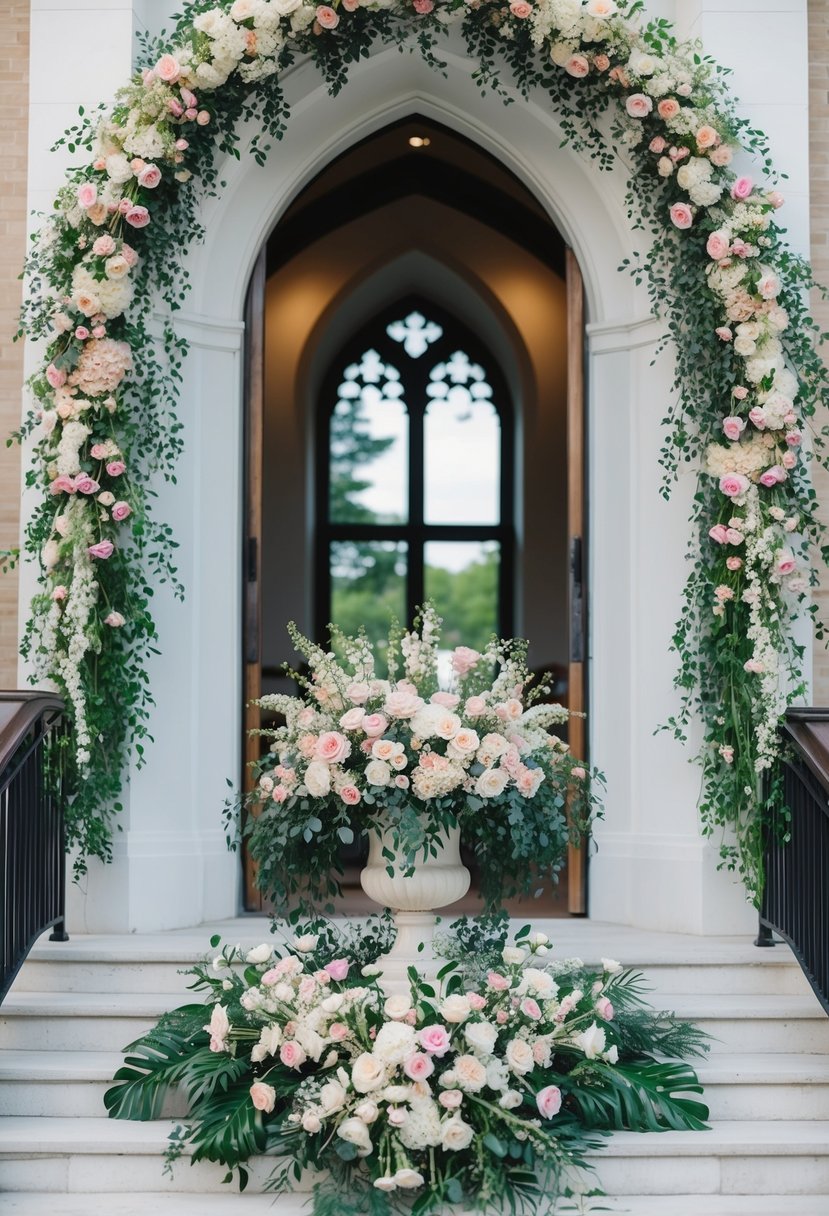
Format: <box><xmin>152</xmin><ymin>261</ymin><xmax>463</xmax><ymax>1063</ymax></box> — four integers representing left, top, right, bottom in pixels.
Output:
<box><xmin>2</xmin><ymin>1117</ymin><xmax>829</xmax><ymax>1155</ymax></box>
<box><xmin>4</xmin><ymin>989</ymin><xmax>825</xmax><ymax>1017</ymax></box>
<box><xmin>3</xmin><ymin>1048</ymin><xmax>828</xmax><ymax>1085</ymax></box>
<box><xmin>0</xmin><ymin>1196</ymin><xmax>827</xmax><ymax>1216</ymax></box>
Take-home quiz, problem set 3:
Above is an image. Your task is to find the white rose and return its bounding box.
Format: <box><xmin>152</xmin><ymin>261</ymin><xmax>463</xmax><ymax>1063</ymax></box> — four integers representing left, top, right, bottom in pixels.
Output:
<box><xmin>304</xmin><ymin>761</ymin><xmax>331</xmax><ymax>797</ymax></box>
<box><xmin>301</xmin><ymin>1110</ymin><xmax>321</xmax><ymax>1133</ymax></box>
<box><xmin>373</xmin><ymin>1021</ymin><xmax>416</xmax><ymax>1064</ymax></box>
<box><xmin>602</xmin><ymin>958</ymin><xmax>622</xmax><ymax>975</ymax></box>
<box><xmin>351</xmin><ymin>1052</ymin><xmax>387</xmax><ymax>1093</ymax></box>
<box><xmin>434</xmin><ymin>712</ymin><xmax>462</xmax><ymax>740</ymax></box>
<box><xmin>475</xmin><ymin>768</ymin><xmax>509</xmax><ymax>799</ymax></box>
<box><xmin>365</xmin><ymin>759</ymin><xmax>391</xmax><ymax>787</ymax></box>
<box><xmin>440</xmin><ymin>994</ymin><xmax>472</xmax><ymax>1024</ymax></box>
<box><xmin>575</xmin><ymin>1022</ymin><xmax>607</xmax><ymax>1060</ymax></box>
<box><xmin>383</xmin><ymin>1084</ymin><xmax>412</xmax><ymax>1104</ymax></box>
<box><xmin>453</xmin><ymin>1054</ymin><xmax>488</xmax><ymax>1092</ymax></box>
<box><xmin>337</xmin><ymin>1116</ymin><xmax>372</xmax><ymax>1156</ymax></box>
<box><xmin>628</xmin><ymin>48</ymin><xmax>655</xmax><ymax>75</ymax></box>
<box><xmin>384</xmin><ymin>993</ymin><xmax>412</xmax><ymax>1020</ymax></box>
<box><xmin>319</xmin><ymin>1080</ymin><xmax>347</xmax><ymax>1113</ymax></box>
<box><xmin>293</xmin><ymin>934</ymin><xmax>319</xmax><ymax>953</ymax></box>
<box><xmin>447</xmin><ymin>728</ymin><xmax>479</xmax><ymax>758</ymax></box>
<box><xmin>485</xmin><ymin>1057</ymin><xmax>510</xmax><ymax>1092</ymax></box>
<box><xmin>271</xmin><ymin>0</ymin><xmax>302</xmax><ymax>11</ymax></box>
<box><xmin>464</xmin><ymin>1021</ymin><xmax>499</xmax><ymax>1056</ymax></box>
<box><xmin>499</xmin><ymin>1089</ymin><xmax>523</xmax><ymax>1110</ymax></box>
<box><xmin>230</xmin><ymin>0</ymin><xmax>258</xmax><ymax>17</ymax></box>
<box><xmin>440</xmin><ymin>1115</ymin><xmax>474</xmax><ymax>1152</ymax></box>
<box><xmin>245</xmin><ymin>943</ymin><xmax>272</xmax><ymax>965</ymax></box>
<box><xmin>502</xmin><ymin>946</ymin><xmax>527</xmax><ymax>966</ymax></box>
<box><xmin>529</xmin><ymin>932</ymin><xmax>549</xmax><ymax>947</ymax></box>
<box><xmin>519</xmin><ymin>968</ymin><xmax>558</xmax><ymax>1000</ymax></box>
<box><xmin>321</xmin><ymin>993</ymin><xmax>344</xmax><ymax>1014</ymax></box>
<box><xmin>505</xmin><ymin>1038</ymin><xmax>534</xmax><ymax>1075</ymax></box>
<box><xmin>355</xmin><ymin>1099</ymin><xmax>379</xmax><ymax>1123</ymax></box>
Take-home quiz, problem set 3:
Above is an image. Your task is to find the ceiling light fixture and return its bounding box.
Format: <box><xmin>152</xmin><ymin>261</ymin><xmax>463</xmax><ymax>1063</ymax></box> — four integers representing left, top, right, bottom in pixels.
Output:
<box><xmin>408</xmin><ymin>136</ymin><xmax>431</xmax><ymax>148</ymax></box>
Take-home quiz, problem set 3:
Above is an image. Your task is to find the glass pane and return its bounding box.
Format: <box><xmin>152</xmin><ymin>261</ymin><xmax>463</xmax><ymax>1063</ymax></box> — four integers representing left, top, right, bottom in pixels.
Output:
<box><xmin>329</xmin><ymin>349</ymin><xmax>408</xmax><ymax>524</ymax></box>
<box><xmin>425</xmin><ymin>541</ymin><xmax>500</xmax><ymax>669</ymax></box>
<box><xmin>424</xmin><ymin>351</ymin><xmax>500</xmax><ymax>524</ymax></box>
<box><xmin>330</xmin><ymin>541</ymin><xmax>407</xmax><ymax>676</ymax></box>
<box><xmin>386</xmin><ymin>310</ymin><xmax>443</xmax><ymax>358</ymax></box>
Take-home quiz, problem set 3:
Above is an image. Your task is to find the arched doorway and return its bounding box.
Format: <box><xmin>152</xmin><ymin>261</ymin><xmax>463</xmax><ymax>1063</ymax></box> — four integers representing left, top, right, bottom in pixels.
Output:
<box><xmin>241</xmin><ymin>116</ymin><xmax>588</xmax><ymax>916</ymax></box>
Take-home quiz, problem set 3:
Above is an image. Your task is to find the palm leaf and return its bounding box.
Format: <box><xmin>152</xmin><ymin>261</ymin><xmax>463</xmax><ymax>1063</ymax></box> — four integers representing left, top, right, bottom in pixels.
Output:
<box><xmin>104</xmin><ymin>1026</ymin><xmax>202</xmax><ymax>1120</ymax></box>
<box><xmin>178</xmin><ymin>1046</ymin><xmax>250</xmax><ymax>1107</ymax></box>
<box><xmin>569</xmin><ymin>1060</ymin><xmax>709</xmax><ymax>1132</ymax></box>
<box><xmin>187</xmin><ymin>1079</ymin><xmax>267</xmax><ymax>1168</ymax></box>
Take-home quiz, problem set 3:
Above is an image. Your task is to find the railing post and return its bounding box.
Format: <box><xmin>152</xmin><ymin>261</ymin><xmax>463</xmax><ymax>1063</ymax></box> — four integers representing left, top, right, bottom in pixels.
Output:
<box><xmin>754</xmin><ymin>916</ymin><xmax>775</xmax><ymax>948</ymax></box>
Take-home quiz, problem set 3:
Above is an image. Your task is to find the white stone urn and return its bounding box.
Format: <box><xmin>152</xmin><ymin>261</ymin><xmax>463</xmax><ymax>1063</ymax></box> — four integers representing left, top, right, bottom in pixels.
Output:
<box><xmin>360</xmin><ymin>819</ymin><xmax>470</xmax><ymax>992</ymax></box>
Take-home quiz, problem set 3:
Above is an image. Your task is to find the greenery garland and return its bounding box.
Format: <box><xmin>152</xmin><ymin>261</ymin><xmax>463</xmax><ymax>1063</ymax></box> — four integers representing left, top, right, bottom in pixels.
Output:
<box><xmin>105</xmin><ymin>914</ymin><xmax>709</xmax><ymax>1209</ymax></box>
<box><xmin>9</xmin><ymin>0</ymin><xmax>829</xmax><ymax>895</ymax></box>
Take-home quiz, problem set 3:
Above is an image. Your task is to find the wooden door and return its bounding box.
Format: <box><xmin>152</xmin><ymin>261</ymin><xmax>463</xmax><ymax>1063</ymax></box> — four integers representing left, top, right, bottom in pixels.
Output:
<box><xmin>242</xmin><ymin>249</ymin><xmax>266</xmax><ymax>910</ymax></box>
<box><xmin>566</xmin><ymin>247</ymin><xmax>588</xmax><ymax>915</ymax></box>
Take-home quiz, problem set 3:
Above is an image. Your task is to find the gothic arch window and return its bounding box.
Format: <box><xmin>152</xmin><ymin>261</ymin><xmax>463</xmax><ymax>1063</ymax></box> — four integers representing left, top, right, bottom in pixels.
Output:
<box><xmin>315</xmin><ymin>298</ymin><xmax>515</xmax><ymax>662</ymax></box>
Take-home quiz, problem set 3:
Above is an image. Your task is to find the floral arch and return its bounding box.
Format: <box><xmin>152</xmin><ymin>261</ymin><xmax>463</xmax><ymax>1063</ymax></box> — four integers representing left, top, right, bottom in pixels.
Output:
<box><xmin>15</xmin><ymin>0</ymin><xmax>828</xmax><ymax>899</ymax></box>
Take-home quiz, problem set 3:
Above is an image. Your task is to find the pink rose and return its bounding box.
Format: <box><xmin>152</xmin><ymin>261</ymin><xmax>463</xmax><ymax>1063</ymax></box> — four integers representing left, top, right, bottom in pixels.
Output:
<box><xmin>719</xmin><ymin>474</ymin><xmax>750</xmax><ymax>498</ymax></box>
<box><xmin>657</xmin><ymin>98</ymin><xmax>680</xmax><ymax>120</ymax></box>
<box><xmin>758</xmin><ymin>271</ymin><xmax>780</xmax><ymax>301</ymax></box>
<box><xmin>726</xmin><ymin>556</ymin><xmax>743</xmax><ymax>571</ymax></box>
<box><xmin>696</xmin><ymin>125</ymin><xmax>720</xmax><ymax>150</ymax></box>
<box><xmin>709</xmin><ymin>144</ymin><xmax>733</xmax><ymax>167</ymax></box>
<box><xmin>669</xmin><ymin>202</ymin><xmax>694</xmax><ymax>230</ymax></box>
<box><xmin>748</xmin><ymin>407</ymin><xmax>766</xmax><ymax>430</ymax></box>
<box><xmin>339</xmin><ymin>707</ymin><xmax>365</xmax><ymax>731</ymax></box>
<box><xmin>324</xmin><ymin>958</ymin><xmax>350</xmax><ymax>981</ymax></box>
<box><xmin>595</xmin><ymin>996</ymin><xmax>614</xmax><ymax>1020</ymax></box>
<box><xmin>706</xmin><ymin>230</ymin><xmax>730</xmax><ymax>261</ymax></box>
<box><xmin>52</xmin><ymin>586</ymin><xmax>68</xmax><ymax>602</ymax></box>
<box><xmin>722</xmin><ymin>416</ymin><xmax>746</xmax><ymax>441</ymax></box>
<box><xmin>451</xmin><ymin>646</ymin><xmax>481</xmax><ymax>675</ymax></box>
<box><xmin>467</xmin><ymin>993</ymin><xmax>487</xmax><ymax>1011</ymax></box>
<box><xmin>418</xmin><ymin>1024</ymin><xmax>451</xmax><ymax>1056</ymax></box>
<box><xmin>250</xmin><ymin>1081</ymin><xmax>276</xmax><ymax>1113</ymax></box>
<box><xmin>196</xmin><ymin>110</ymin><xmax>211</xmax><ymax>126</ymax></box>
<box><xmin>46</xmin><ymin>363</ymin><xmax>66</xmax><ymax>389</ymax></box>
<box><xmin>413</xmin><ymin>0</ymin><xmax>434</xmax><ymax>9</ymax></box>
<box><xmin>77</xmin><ymin>182</ymin><xmax>98</xmax><ymax>209</ymax></box>
<box><xmin>731</xmin><ymin>176</ymin><xmax>754</xmax><ymax>201</ymax></box>
<box><xmin>343</xmin><ymin>0</ymin><xmax>360</xmax><ymax>9</ymax></box>
<box><xmin>649</xmin><ymin>136</ymin><xmax>667</xmax><ymax>154</ymax></box>
<box><xmin>74</xmin><ymin>474</ymin><xmax>100</xmax><ymax>495</ymax></box>
<box><xmin>496</xmin><ymin>1010</ymin><xmax>508</xmax><ymax>1024</ymax></box>
<box><xmin>404</xmin><ymin>1052</ymin><xmax>435</xmax><ymax>1080</ymax></box>
<box><xmin>87</xmin><ymin>540</ymin><xmax>115</xmax><ymax>559</ymax></box>
<box><xmin>137</xmin><ymin>164</ymin><xmax>162</xmax><ymax>190</ymax></box>
<box><xmin>767</xmin><ymin>190</ymin><xmax>785</xmax><ymax>209</ymax></box>
<box><xmin>626</xmin><ymin>94</ymin><xmax>653</xmax><ymax>119</ymax></box>
<box><xmin>168</xmin><ymin>98</ymin><xmax>184</xmax><ymax>118</ymax></box>
<box><xmin>487</xmin><ymin>970</ymin><xmax>510</xmax><ymax>991</ymax></box>
<box><xmin>536</xmin><ymin>1085</ymin><xmax>562</xmax><ymax>1120</ymax></box>
<box><xmin>50</xmin><ymin>475</ymin><xmax>76</xmax><ymax>496</ymax></box>
<box><xmin>521</xmin><ymin>998</ymin><xmax>542</xmax><ymax>1020</ymax></box>
<box><xmin>330</xmin><ymin>1022</ymin><xmax>348</xmax><ymax>1041</ymax></box>
<box><xmin>92</xmin><ymin>235</ymin><xmax>115</xmax><ymax>257</ymax></box>
<box><xmin>316</xmin><ymin>4</ymin><xmax>339</xmax><ymax>26</ymax></box>
<box><xmin>725</xmin><ymin>529</ymin><xmax>744</xmax><ymax>545</ymax></box>
<box><xmin>431</xmin><ymin>691</ymin><xmax>460</xmax><ymax>709</ymax></box>
<box><xmin>125</xmin><ymin>206</ymin><xmax>150</xmax><ymax>229</ymax></box>
<box><xmin>316</xmin><ymin>728</ymin><xmax>351</xmax><ymax>763</ymax></box>
<box><xmin>180</xmin><ymin>88</ymin><xmax>197</xmax><ymax>109</ymax></box>
<box><xmin>464</xmin><ymin>696</ymin><xmax>487</xmax><ymax>717</ymax></box>
<box><xmin>340</xmin><ymin>785</ymin><xmax>361</xmax><ymax>805</ymax></box>
<box><xmin>362</xmin><ymin>713</ymin><xmax>389</xmax><ymax>737</ymax></box>
<box><xmin>122</xmin><ymin>244</ymin><xmax>139</xmax><ymax>268</ymax></box>
<box><xmin>155</xmin><ymin>53</ymin><xmax>180</xmax><ymax>82</ymax></box>
<box><xmin>760</xmin><ymin>465</ymin><xmax>786</xmax><ymax>487</ymax></box>
<box><xmin>733</xmin><ymin>386</ymin><xmax>749</xmax><ymax>400</ymax></box>
<box><xmin>271</xmin><ymin>786</ymin><xmax>288</xmax><ymax>803</ymax></box>
<box><xmin>571</xmin><ymin>765</ymin><xmax>586</xmax><ymax>780</ymax></box>
<box><xmin>92</xmin><ymin>325</ymin><xmax>106</xmax><ymax>339</ymax></box>
<box><xmin>776</xmin><ymin>551</ymin><xmax>797</xmax><ymax>576</ymax></box>
<box><xmin>106</xmin><ymin>461</ymin><xmax>126</xmax><ymax>477</ymax></box>
<box><xmin>384</xmin><ymin>688</ymin><xmax>424</xmax><ymax>718</ymax></box>
<box><xmin>75</xmin><ymin>326</ymin><xmax>90</xmax><ymax>341</ymax></box>
<box><xmin>439</xmin><ymin>1089</ymin><xmax>463</xmax><ymax>1110</ymax></box>
<box><xmin>715</xmin><ymin>326</ymin><xmax>733</xmax><ymax>342</ymax></box>
<box><xmin>744</xmin><ymin>658</ymin><xmax>764</xmax><ymax>674</ymax></box>
<box><xmin>105</xmin><ymin>611</ymin><xmax>126</xmax><ymax>627</ymax></box>
<box><xmin>280</xmin><ymin>1040</ymin><xmax>307</xmax><ymax>1069</ymax></box>
<box><xmin>90</xmin><ymin>444</ymin><xmax>108</xmax><ymax>460</ymax></box>
<box><xmin>593</xmin><ymin>53</ymin><xmax>610</xmax><ymax>72</ymax></box>
<box><xmin>786</xmin><ymin>430</ymin><xmax>802</xmax><ymax>447</ymax></box>
<box><xmin>708</xmin><ymin>525</ymin><xmax>729</xmax><ymax>544</ymax></box>
<box><xmin>564</xmin><ymin>54</ymin><xmax>590</xmax><ymax>77</ymax></box>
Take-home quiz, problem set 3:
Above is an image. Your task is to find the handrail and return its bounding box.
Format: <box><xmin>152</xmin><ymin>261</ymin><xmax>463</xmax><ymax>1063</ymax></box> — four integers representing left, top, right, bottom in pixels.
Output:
<box><xmin>758</xmin><ymin>708</ymin><xmax>829</xmax><ymax>1016</ymax></box>
<box><xmin>0</xmin><ymin>692</ymin><xmax>69</xmax><ymax>1004</ymax></box>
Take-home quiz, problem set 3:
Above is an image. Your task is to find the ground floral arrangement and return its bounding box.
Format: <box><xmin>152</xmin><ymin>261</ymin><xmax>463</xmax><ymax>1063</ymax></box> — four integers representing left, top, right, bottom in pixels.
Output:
<box><xmin>9</xmin><ymin>0</ymin><xmax>829</xmax><ymax>895</ymax></box>
<box><xmin>230</xmin><ymin>606</ymin><xmax>598</xmax><ymax>911</ymax></box>
<box><xmin>105</xmin><ymin>915</ymin><xmax>709</xmax><ymax>1211</ymax></box>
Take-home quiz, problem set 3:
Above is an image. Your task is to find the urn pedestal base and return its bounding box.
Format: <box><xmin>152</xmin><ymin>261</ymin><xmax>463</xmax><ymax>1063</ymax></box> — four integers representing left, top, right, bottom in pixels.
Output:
<box><xmin>359</xmin><ymin>822</ymin><xmax>470</xmax><ymax>995</ymax></box>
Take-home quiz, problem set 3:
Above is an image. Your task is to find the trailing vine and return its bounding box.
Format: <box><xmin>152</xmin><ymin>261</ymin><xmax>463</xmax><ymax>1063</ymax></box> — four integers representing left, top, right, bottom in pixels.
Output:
<box><xmin>11</xmin><ymin>0</ymin><xmax>829</xmax><ymax>896</ymax></box>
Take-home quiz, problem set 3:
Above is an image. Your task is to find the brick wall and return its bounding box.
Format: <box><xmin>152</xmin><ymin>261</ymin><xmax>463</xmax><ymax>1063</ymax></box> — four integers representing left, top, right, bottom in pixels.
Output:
<box><xmin>0</xmin><ymin>3</ymin><xmax>28</xmax><ymax>689</ymax></box>
<box><xmin>809</xmin><ymin>0</ymin><xmax>829</xmax><ymax>701</ymax></box>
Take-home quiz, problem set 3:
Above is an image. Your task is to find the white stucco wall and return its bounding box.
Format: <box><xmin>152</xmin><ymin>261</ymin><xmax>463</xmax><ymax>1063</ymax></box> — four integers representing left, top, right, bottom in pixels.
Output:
<box><xmin>22</xmin><ymin>0</ymin><xmax>810</xmax><ymax>934</ymax></box>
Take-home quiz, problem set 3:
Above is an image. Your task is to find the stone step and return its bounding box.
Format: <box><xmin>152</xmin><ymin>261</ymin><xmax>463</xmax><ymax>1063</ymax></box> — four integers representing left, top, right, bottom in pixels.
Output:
<box><xmin>1</xmin><ymin>1195</ymin><xmax>829</xmax><ymax>1216</ymax></box>
<box><xmin>3</xmin><ymin>988</ymin><xmax>826</xmax><ymax>1054</ymax></box>
<box><xmin>3</xmin><ymin>1049</ymin><xmax>828</xmax><ymax>1121</ymax></box>
<box><xmin>0</xmin><ymin>1118</ymin><xmax>827</xmax><ymax>1196</ymax></box>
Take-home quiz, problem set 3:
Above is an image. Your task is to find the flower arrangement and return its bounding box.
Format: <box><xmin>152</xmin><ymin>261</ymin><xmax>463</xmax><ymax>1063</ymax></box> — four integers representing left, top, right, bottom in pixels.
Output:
<box><xmin>105</xmin><ymin>914</ymin><xmax>709</xmax><ymax>1210</ymax></box>
<box><xmin>11</xmin><ymin>0</ymin><xmax>829</xmax><ymax>895</ymax></box>
<box><xmin>231</xmin><ymin>606</ymin><xmax>597</xmax><ymax>912</ymax></box>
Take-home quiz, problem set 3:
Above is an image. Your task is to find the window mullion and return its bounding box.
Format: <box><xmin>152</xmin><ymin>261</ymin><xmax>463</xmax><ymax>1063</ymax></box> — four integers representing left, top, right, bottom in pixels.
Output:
<box><xmin>408</xmin><ymin>365</ymin><xmax>426</xmax><ymax>624</ymax></box>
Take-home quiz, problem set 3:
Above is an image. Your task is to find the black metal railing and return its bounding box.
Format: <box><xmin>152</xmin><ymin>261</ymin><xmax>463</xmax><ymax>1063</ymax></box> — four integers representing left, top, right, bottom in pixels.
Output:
<box><xmin>758</xmin><ymin>707</ymin><xmax>829</xmax><ymax>1016</ymax></box>
<box><xmin>0</xmin><ymin>692</ymin><xmax>69</xmax><ymax>1003</ymax></box>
